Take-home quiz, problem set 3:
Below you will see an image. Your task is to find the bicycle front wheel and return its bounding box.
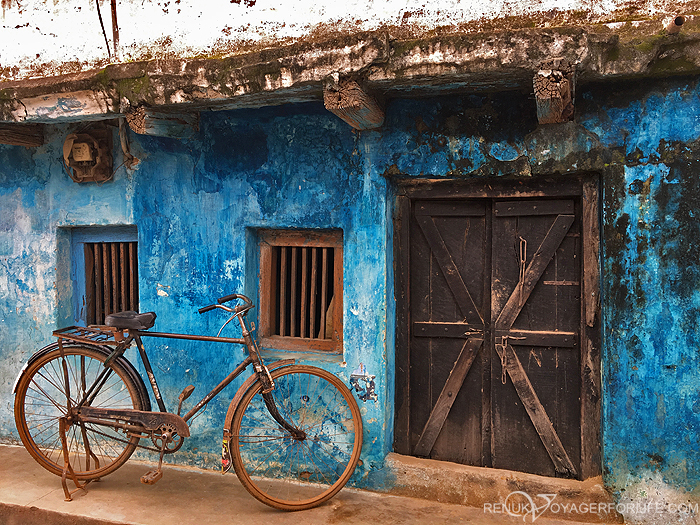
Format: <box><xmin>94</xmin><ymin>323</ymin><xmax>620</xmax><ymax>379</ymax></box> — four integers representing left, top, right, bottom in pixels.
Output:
<box><xmin>14</xmin><ymin>344</ymin><xmax>147</xmax><ymax>480</ymax></box>
<box><xmin>230</xmin><ymin>365</ymin><xmax>363</xmax><ymax>511</ymax></box>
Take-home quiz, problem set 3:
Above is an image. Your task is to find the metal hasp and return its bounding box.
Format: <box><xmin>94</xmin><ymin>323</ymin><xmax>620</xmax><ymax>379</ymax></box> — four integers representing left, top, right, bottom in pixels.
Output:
<box><xmin>323</xmin><ymin>76</ymin><xmax>384</xmax><ymax>130</ymax></box>
<box><xmin>533</xmin><ymin>58</ymin><xmax>576</xmax><ymax>125</ymax></box>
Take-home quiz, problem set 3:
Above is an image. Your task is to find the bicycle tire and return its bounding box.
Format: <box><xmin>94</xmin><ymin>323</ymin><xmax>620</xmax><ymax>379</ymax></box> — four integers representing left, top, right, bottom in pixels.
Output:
<box><xmin>230</xmin><ymin>365</ymin><xmax>363</xmax><ymax>511</ymax></box>
<box><xmin>14</xmin><ymin>343</ymin><xmax>147</xmax><ymax>480</ymax></box>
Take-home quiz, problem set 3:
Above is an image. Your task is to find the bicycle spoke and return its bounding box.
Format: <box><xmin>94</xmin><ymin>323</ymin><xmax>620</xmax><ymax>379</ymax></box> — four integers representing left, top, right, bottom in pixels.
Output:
<box><xmin>231</xmin><ymin>365</ymin><xmax>362</xmax><ymax>510</ymax></box>
<box><xmin>15</xmin><ymin>345</ymin><xmax>143</xmax><ymax>480</ymax></box>
<box><xmin>247</xmin><ymin>439</ymin><xmax>290</xmax><ymax>477</ymax></box>
<box><xmin>298</xmin><ymin>440</ymin><xmax>334</xmax><ymax>485</ymax></box>
<box><xmin>92</xmin><ymin>385</ymin><xmax>134</xmax><ymax>408</ymax></box>
<box><xmin>28</xmin><ymin>378</ymin><xmax>68</xmax><ymax>414</ymax></box>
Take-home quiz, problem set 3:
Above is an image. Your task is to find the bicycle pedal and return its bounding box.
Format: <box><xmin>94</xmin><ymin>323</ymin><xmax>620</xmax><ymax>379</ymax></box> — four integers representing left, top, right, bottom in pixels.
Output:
<box><xmin>140</xmin><ymin>470</ymin><xmax>163</xmax><ymax>485</ymax></box>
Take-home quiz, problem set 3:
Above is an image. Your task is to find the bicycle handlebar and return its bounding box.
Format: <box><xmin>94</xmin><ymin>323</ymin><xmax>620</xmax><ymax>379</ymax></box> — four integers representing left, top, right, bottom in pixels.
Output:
<box><xmin>198</xmin><ymin>304</ymin><xmax>217</xmax><ymax>314</ymax></box>
<box><xmin>198</xmin><ymin>293</ymin><xmax>253</xmax><ymax>315</ymax></box>
<box><xmin>217</xmin><ymin>293</ymin><xmax>252</xmax><ymax>306</ymax></box>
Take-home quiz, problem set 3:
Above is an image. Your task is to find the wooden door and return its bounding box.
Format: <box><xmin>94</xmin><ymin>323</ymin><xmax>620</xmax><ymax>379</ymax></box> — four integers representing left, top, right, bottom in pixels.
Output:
<box><xmin>394</xmin><ymin>179</ymin><xmax>600</xmax><ymax>479</ymax></box>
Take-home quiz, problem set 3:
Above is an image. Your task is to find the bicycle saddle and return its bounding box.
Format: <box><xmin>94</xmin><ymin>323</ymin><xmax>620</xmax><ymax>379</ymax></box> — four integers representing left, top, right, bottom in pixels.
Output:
<box><xmin>105</xmin><ymin>311</ymin><xmax>157</xmax><ymax>330</ymax></box>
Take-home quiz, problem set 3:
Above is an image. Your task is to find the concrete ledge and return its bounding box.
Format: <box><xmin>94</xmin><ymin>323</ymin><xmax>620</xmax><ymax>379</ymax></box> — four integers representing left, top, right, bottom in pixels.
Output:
<box><xmin>381</xmin><ymin>453</ymin><xmax>624</xmax><ymax>523</ymax></box>
<box><xmin>3</xmin><ymin>20</ymin><xmax>700</xmax><ymax>123</ymax></box>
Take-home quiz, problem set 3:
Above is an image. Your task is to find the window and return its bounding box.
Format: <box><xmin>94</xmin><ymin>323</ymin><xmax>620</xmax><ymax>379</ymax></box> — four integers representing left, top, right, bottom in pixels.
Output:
<box><xmin>71</xmin><ymin>226</ymin><xmax>139</xmax><ymax>326</ymax></box>
<box><xmin>258</xmin><ymin>230</ymin><xmax>343</xmax><ymax>353</ymax></box>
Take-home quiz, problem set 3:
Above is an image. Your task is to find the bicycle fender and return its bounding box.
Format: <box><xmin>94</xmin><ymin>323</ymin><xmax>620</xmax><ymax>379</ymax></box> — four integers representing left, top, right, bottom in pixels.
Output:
<box><xmin>13</xmin><ymin>341</ymin><xmax>114</xmax><ymax>394</ymax></box>
<box><xmin>12</xmin><ymin>341</ymin><xmax>151</xmax><ymax>411</ymax></box>
<box><xmin>222</xmin><ymin>359</ymin><xmax>295</xmax><ymax>432</ymax></box>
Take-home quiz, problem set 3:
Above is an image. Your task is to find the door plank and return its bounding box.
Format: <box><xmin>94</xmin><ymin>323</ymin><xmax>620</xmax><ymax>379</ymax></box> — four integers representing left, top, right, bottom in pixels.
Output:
<box><xmin>495</xmin><ymin>214</ymin><xmax>574</xmax><ymax>330</ymax></box>
<box><xmin>414</xmin><ymin>322</ymin><xmax>483</xmax><ymax>338</ymax></box>
<box><xmin>394</xmin><ymin>196</ymin><xmax>412</xmax><ymax>454</ymax></box>
<box><xmin>494</xmin><ymin>200</ymin><xmax>574</xmax><ymax>217</ymax></box>
<box><xmin>416</xmin><ymin>215</ymin><xmax>484</xmax><ymax>324</ymax></box>
<box><xmin>493</xmin><ymin>330</ymin><xmax>576</xmax><ymax>347</ymax></box>
<box><xmin>581</xmin><ymin>180</ymin><xmax>602</xmax><ymax>479</ymax></box>
<box><xmin>415</xmin><ymin>201</ymin><xmax>487</xmax><ymax>217</ymax></box>
<box><xmin>414</xmin><ymin>337</ymin><xmax>484</xmax><ymax>457</ymax></box>
<box><xmin>496</xmin><ymin>342</ymin><xmax>578</xmax><ymax>477</ymax></box>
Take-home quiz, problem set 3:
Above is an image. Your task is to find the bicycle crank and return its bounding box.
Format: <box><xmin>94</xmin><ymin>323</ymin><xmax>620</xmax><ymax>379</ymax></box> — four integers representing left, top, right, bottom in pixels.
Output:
<box><xmin>141</xmin><ymin>423</ymin><xmax>179</xmax><ymax>485</ymax></box>
<box><xmin>151</xmin><ymin>422</ymin><xmax>184</xmax><ymax>453</ymax></box>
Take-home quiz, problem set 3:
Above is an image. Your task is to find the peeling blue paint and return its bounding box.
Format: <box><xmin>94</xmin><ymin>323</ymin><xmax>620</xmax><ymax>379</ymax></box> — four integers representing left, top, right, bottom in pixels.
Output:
<box><xmin>350</xmin><ymin>363</ymin><xmax>378</xmax><ymax>402</ymax></box>
<box><xmin>488</xmin><ymin>140</ymin><xmax>522</xmax><ymax>162</ymax></box>
<box><xmin>2</xmin><ymin>79</ymin><xmax>700</xmax><ymax>506</ymax></box>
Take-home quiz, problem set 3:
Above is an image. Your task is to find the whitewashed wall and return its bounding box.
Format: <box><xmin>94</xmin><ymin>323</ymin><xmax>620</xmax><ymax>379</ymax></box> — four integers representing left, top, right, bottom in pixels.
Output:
<box><xmin>0</xmin><ymin>0</ymin><xmax>683</xmax><ymax>81</ymax></box>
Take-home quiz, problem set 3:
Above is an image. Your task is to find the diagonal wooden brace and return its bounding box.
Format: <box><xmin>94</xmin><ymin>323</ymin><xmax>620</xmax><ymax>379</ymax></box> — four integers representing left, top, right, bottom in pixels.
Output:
<box><xmin>495</xmin><ymin>341</ymin><xmax>577</xmax><ymax>478</ymax></box>
<box><xmin>413</xmin><ymin>337</ymin><xmax>483</xmax><ymax>457</ymax></box>
<box><xmin>495</xmin><ymin>214</ymin><xmax>574</xmax><ymax>330</ymax></box>
<box><xmin>415</xmin><ymin>215</ymin><xmax>484</xmax><ymax>324</ymax></box>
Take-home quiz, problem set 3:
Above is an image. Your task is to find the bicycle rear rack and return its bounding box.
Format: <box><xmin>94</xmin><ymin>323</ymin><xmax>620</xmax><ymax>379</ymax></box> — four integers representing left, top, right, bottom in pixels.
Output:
<box><xmin>53</xmin><ymin>326</ymin><xmax>125</xmax><ymax>345</ymax></box>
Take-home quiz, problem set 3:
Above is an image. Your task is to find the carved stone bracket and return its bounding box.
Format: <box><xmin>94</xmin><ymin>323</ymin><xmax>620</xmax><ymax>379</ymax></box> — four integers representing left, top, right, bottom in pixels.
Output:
<box><xmin>125</xmin><ymin>105</ymin><xmax>147</xmax><ymax>135</ymax></box>
<box><xmin>323</xmin><ymin>76</ymin><xmax>384</xmax><ymax>130</ymax></box>
<box><xmin>534</xmin><ymin>58</ymin><xmax>576</xmax><ymax>125</ymax></box>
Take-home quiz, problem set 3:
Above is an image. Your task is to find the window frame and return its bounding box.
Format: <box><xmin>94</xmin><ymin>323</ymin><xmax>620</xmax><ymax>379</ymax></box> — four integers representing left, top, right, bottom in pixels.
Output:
<box><xmin>258</xmin><ymin>229</ymin><xmax>343</xmax><ymax>354</ymax></box>
<box><xmin>70</xmin><ymin>226</ymin><xmax>139</xmax><ymax>326</ymax></box>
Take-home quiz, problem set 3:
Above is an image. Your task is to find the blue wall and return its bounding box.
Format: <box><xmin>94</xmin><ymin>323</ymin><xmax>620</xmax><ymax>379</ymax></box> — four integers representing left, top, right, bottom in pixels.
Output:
<box><xmin>2</xmin><ymin>76</ymin><xmax>700</xmax><ymax>500</ymax></box>
<box><xmin>0</xmin><ymin>104</ymin><xmax>393</xmax><ymax>483</ymax></box>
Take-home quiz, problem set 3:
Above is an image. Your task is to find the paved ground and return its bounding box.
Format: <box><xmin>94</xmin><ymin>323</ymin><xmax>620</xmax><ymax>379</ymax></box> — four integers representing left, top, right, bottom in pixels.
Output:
<box><xmin>0</xmin><ymin>444</ymin><xmax>615</xmax><ymax>525</ymax></box>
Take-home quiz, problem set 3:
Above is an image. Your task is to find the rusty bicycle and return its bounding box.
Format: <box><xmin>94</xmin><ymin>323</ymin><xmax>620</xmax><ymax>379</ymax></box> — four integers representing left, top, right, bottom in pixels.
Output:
<box><xmin>13</xmin><ymin>293</ymin><xmax>363</xmax><ymax>511</ymax></box>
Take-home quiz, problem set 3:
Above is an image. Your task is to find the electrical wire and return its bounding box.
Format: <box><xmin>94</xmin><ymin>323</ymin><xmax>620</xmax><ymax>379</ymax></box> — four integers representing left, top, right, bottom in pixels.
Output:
<box><xmin>95</xmin><ymin>0</ymin><xmax>112</xmax><ymax>60</ymax></box>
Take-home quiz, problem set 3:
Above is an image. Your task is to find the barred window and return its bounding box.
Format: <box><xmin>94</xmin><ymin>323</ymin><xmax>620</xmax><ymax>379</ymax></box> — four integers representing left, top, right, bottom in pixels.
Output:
<box><xmin>70</xmin><ymin>226</ymin><xmax>139</xmax><ymax>326</ymax></box>
<box><xmin>84</xmin><ymin>241</ymin><xmax>138</xmax><ymax>325</ymax></box>
<box><xmin>258</xmin><ymin>230</ymin><xmax>343</xmax><ymax>353</ymax></box>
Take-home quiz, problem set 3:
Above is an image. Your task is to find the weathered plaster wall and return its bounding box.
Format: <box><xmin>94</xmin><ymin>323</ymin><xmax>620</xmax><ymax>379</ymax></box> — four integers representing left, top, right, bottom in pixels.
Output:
<box><xmin>367</xmin><ymin>80</ymin><xmax>700</xmax><ymax>523</ymax></box>
<box><xmin>2</xmin><ymin>0</ymin><xmax>698</xmax><ymax>81</ymax></box>
<box><xmin>0</xmin><ymin>104</ymin><xmax>393</xmax><ymax>484</ymax></box>
<box><xmin>0</xmin><ymin>126</ymin><xmax>135</xmax><ymax>439</ymax></box>
<box><xmin>2</xmin><ymin>72</ymin><xmax>700</xmax><ymax>523</ymax></box>
<box><xmin>127</xmin><ymin>105</ymin><xmax>393</xmax><ymax>474</ymax></box>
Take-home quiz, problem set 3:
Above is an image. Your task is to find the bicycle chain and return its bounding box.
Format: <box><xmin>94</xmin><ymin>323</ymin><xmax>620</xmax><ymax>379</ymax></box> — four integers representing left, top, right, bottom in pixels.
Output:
<box><xmin>80</xmin><ymin>422</ymin><xmax>183</xmax><ymax>454</ymax></box>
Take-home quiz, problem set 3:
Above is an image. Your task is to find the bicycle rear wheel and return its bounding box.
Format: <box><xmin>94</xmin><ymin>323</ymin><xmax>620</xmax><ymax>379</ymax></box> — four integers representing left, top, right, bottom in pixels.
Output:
<box><xmin>230</xmin><ymin>365</ymin><xmax>363</xmax><ymax>511</ymax></box>
<box><xmin>14</xmin><ymin>344</ymin><xmax>147</xmax><ymax>480</ymax></box>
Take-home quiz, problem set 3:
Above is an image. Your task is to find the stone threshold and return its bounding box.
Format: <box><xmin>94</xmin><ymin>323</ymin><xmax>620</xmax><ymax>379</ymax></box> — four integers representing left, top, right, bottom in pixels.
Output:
<box><xmin>379</xmin><ymin>453</ymin><xmax>624</xmax><ymax>524</ymax></box>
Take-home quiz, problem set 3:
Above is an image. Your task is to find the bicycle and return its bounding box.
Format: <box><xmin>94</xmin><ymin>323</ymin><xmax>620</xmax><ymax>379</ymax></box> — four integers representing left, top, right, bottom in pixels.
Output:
<box><xmin>12</xmin><ymin>293</ymin><xmax>363</xmax><ymax>511</ymax></box>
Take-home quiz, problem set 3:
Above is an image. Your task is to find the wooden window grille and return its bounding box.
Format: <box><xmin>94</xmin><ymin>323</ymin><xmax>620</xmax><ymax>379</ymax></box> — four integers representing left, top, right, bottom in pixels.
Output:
<box><xmin>84</xmin><ymin>241</ymin><xmax>139</xmax><ymax>325</ymax></box>
<box><xmin>259</xmin><ymin>230</ymin><xmax>343</xmax><ymax>353</ymax></box>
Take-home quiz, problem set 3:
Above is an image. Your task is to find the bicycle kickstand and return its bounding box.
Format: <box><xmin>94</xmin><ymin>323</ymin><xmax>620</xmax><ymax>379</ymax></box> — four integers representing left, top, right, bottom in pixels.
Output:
<box><xmin>59</xmin><ymin>417</ymin><xmax>90</xmax><ymax>501</ymax></box>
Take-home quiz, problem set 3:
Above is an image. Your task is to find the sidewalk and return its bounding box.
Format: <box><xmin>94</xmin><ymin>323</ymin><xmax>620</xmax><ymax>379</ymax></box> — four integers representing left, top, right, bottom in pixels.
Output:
<box><xmin>0</xmin><ymin>444</ymin><xmax>616</xmax><ymax>525</ymax></box>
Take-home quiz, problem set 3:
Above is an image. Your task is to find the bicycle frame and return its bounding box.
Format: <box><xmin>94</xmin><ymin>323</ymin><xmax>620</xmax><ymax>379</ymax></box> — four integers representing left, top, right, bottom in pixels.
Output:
<box><xmin>81</xmin><ymin>304</ymin><xmax>268</xmax><ymax>425</ymax></box>
<box><xmin>132</xmin><ymin>332</ymin><xmax>252</xmax><ymax>420</ymax></box>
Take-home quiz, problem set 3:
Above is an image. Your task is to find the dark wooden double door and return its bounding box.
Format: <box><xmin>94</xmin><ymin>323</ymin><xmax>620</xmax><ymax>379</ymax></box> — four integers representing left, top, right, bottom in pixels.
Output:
<box><xmin>395</xmin><ymin>179</ymin><xmax>600</xmax><ymax>479</ymax></box>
